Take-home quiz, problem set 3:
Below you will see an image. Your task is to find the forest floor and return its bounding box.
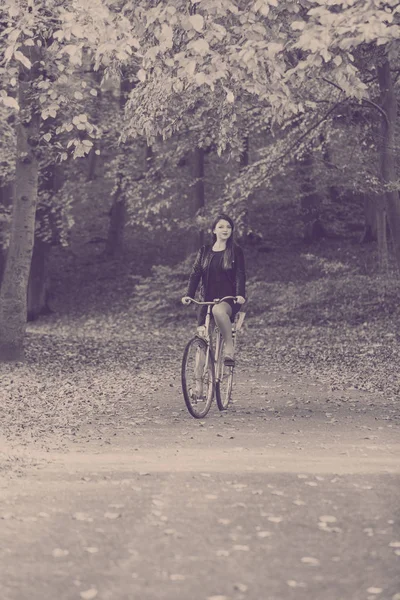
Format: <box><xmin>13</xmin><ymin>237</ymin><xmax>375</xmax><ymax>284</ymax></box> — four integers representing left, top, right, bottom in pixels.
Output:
<box><xmin>1</xmin><ymin>240</ymin><xmax>400</xmax><ymax>600</ymax></box>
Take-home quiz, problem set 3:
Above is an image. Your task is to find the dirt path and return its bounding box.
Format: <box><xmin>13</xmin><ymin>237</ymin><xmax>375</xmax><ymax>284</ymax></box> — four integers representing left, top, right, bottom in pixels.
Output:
<box><xmin>1</xmin><ymin>362</ymin><xmax>400</xmax><ymax>600</ymax></box>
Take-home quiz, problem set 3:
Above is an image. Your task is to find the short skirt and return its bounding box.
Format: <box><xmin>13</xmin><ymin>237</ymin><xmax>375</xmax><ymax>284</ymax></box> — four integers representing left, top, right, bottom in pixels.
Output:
<box><xmin>197</xmin><ymin>298</ymin><xmax>241</xmax><ymax>326</ymax></box>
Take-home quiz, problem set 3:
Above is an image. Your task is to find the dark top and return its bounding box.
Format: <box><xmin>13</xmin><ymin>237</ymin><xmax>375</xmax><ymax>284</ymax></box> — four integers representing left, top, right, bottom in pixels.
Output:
<box><xmin>206</xmin><ymin>250</ymin><xmax>235</xmax><ymax>301</ymax></box>
<box><xmin>185</xmin><ymin>243</ymin><xmax>246</xmax><ymax>301</ymax></box>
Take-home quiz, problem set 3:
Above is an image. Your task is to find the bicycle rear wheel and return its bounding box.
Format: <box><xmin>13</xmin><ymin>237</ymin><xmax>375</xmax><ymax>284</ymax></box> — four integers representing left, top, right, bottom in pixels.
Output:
<box><xmin>181</xmin><ymin>337</ymin><xmax>215</xmax><ymax>418</ymax></box>
<box><xmin>215</xmin><ymin>339</ymin><xmax>234</xmax><ymax>411</ymax></box>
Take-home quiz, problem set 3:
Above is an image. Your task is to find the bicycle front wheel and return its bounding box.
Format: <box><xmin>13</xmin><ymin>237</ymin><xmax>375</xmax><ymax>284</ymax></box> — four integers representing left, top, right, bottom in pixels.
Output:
<box><xmin>215</xmin><ymin>339</ymin><xmax>234</xmax><ymax>411</ymax></box>
<box><xmin>181</xmin><ymin>337</ymin><xmax>215</xmax><ymax>419</ymax></box>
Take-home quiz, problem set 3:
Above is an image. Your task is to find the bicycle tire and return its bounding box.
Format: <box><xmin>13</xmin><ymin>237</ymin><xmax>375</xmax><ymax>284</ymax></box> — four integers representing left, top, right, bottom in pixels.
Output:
<box><xmin>181</xmin><ymin>337</ymin><xmax>215</xmax><ymax>419</ymax></box>
<box><xmin>215</xmin><ymin>338</ymin><xmax>234</xmax><ymax>411</ymax></box>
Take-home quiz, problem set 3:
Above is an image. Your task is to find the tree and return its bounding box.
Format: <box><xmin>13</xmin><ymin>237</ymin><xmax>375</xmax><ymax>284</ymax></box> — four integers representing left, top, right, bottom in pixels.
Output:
<box><xmin>0</xmin><ymin>0</ymin><xmax>134</xmax><ymax>360</ymax></box>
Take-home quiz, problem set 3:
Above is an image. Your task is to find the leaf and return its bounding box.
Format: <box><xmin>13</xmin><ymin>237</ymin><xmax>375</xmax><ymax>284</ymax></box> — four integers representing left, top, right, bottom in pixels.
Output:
<box><xmin>216</xmin><ymin>549</ymin><xmax>230</xmax><ymax>556</ymax></box>
<box><xmin>291</xmin><ymin>21</ymin><xmax>305</xmax><ymax>31</ymax></box>
<box><xmin>104</xmin><ymin>512</ymin><xmax>121</xmax><ymax>519</ymax></box>
<box><xmin>80</xmin><ymin>589</ymin><xmax>98</xmax><ymax>600</ymax></box>
<box><xmin>73</xmin><ymin>512</ymin><xmax>93</xmax><ymax>522</ymax></box>
<box><xmin>188</xmin><ymin>38</ymin><xmax>210</xmax><ymax>56</ymax></box>
<box><xmin>14</xmin><ymin>50</ymin><xmax>31</xmax><ymax>69</ymax></box>
<box><xmin>367</xmin><ymin>589</ymin><xmax>382</xmax><ymax>595</ymax></box>
<box><xmin>301</xmin><ymin>556</ymin><xmax>320</xmax><ymax>566</ymax></box>
<box><xmin>257</xmin><ymin>531</ymin><xmax>271</xmax><ymax>538</ymax></box>
<box><xmin>195</xmin><ymin>72</ymin><xmax>206</xmax><ymax>85</ymax></box>
<box><xmin>319</xmin><ymin>515</ymin><xmax>337</xmax><ymax>523</ymax></box>
<box><xmin>185</xmin><ymin>60</ymin><xmax>197</xmax><ymax>76</ymax></box>
<box><xmin>74</xmin><ymin>91</ymin><xmax>84</xmax><ymax>100</ymax></box>
<box><xmin>226</xmin><ymin>90</ymin><xmax>234</xmax><ymax>103</ymax></box>
<box><xmin>137</xmin><ymin>69</ymin><xmax>146</xmax><ymax>82</ymax></box>
<box><xmin>1</xmin><ymin>96</ymin><xmax>19</xmax><ymax>110</ymax></box>
<box><xmin>52</xmin><ymin>548</ymin><xmax>69</xmax><ymax>558</ymax></box>
<box><xmin>189</xmin><ymin>14</ymin><xmax>204</xmax><ymax>32</ymax></box>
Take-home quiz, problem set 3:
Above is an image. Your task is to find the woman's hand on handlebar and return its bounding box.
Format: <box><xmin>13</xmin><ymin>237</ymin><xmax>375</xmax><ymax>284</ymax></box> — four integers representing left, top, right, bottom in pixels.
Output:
<box><xmin>181</xmin><ymin>296</ymin><xmax>192</xmax><ymax>305</ymax></box>
<box><xmin>235</xmin><ymin>295</ymin><xmax>246</xmax><ymax>305</ymax></box>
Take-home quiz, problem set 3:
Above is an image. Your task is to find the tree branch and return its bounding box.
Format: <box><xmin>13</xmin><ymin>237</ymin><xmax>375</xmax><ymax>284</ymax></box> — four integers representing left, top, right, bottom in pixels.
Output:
<box><xmin>238</xmin><ymin>102</ymin><xmax>344</xmax><ymax>186</ymax></box>
<box><xmin>321</xmin><ymin>76</ymin><xmax>389</xmax><ymax>126</ymax></box>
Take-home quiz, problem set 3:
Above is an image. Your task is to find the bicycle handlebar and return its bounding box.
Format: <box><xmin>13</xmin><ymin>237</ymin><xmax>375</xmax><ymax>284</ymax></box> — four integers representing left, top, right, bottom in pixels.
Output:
<box><xmin>185</xmin><ymin>296</ymin><xmax>238</xmax><ymax>306</ymax></box>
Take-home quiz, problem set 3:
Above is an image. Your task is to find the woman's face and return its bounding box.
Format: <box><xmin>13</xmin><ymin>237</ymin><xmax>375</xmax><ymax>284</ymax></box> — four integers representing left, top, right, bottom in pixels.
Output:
<box><xmin>213</xmin><ymin>219</ymin><xmax>232</xmax><ymax>241</ymax></box>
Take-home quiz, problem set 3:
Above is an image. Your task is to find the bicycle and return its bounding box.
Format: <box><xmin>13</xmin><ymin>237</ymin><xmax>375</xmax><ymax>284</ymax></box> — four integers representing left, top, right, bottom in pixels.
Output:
<box><xmin>181</xmin><ymin>296</ymin><xmax>245</xmax><ymax>418</ymax></box>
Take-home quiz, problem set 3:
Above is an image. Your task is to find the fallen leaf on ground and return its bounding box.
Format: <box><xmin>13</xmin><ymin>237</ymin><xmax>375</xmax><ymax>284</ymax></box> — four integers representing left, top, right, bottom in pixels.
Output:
<box><xmin>287</xmin><ymin>580</ymin><xmax>306</xmax><ymax>588</ymax></box>
<box><xmin>73</xmin><ymin>512</ymin><xmax>93</xmax><ymax>522</ymax></box>
<box><xmin>233</xmin><ymin>583</ymin><xmax>248</xmax><ymax>592</ymax></box>
<box><xmin>319</xmin><ymin>515</ymin><xmax>337</xmax><ymax>523</ymax></box>
<box><xmin>52</xmin><ymin>548</ymin><xmax>69</xmax><ymax>558</ymax></box>
<box><xmin>301</xmin><ymin>557</ymin><xmax>320</xmax><ymax>566</ymax></box>
<box><xmin>257</xmin><ymin>531</ymin><xmax>271</xmax><ymax>538</ymax></box>
<box><xmin>80</xmin><ymin>589</ymin><xmax>98</xmax><ymax>600</ymax></box>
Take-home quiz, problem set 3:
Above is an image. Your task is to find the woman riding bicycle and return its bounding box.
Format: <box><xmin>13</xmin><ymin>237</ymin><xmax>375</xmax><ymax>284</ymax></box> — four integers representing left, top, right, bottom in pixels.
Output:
<box><xmin>181</xmin><ymin>213</ymin><xmax>246</xmax><ymax>371</ymax></box>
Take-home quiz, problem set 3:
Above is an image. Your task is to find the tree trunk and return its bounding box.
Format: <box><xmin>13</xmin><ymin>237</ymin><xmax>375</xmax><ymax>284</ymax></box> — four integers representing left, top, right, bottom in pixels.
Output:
<box><xmin>360</xmin><ymin>194</ymin><xmax>378</xmax><ymax>243</ymax></box>
<box><xmin>104</xmin><ymin>75</ymin><xmax>132</xmax><ymax>257</ymax></box>
<box><xmin>0</xmin><ymin>59</ymin><xmax>40</xmax><ymax>361</ymax></box>
<box><xmin>376</xmin><ymin>197</ymin><xmax>389</xmax><ymax>271</ymax></box>
<box><xmin>0</xmin><ymin>182</ymin><xmax>13</xmax><ymax>286</ymax></box>
<box><xmin>105</xmin><ymin>173</ymin><xmax>127</xmax><ymax>257</ymax></box>
<box><xmin>299</xmin><ymin>151</ymin><xmax>326</xmax><ymax>243</ymax></box>
<box><xmin>27</xmin><ymin>237</ymin><xmax>51</xmax><ymax>321</ymax></box>
<box><xmin>377</xmin><ymin>57</ymin><xmax>400</xmax><ymax>268</ymax></box>
<box><xmin>26</xmin><ymin>163</ymin><xmax>64</xmax><ymax>320</ymax></box>
<box><xmin>188</xmin><ymin>146</ymin><xmax>205</xmax><ymax>254</ymax></box>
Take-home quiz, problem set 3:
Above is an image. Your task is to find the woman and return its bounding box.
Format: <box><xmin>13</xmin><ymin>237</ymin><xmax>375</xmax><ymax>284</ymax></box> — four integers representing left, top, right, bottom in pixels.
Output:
<box><xmin>181</xmin><ymin>214</ymin><xmax>246</xmax><ymax>369</ymax></box>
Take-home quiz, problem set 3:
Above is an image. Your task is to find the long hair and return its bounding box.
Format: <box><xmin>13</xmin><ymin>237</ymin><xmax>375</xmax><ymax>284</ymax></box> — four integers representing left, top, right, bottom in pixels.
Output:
<box><xmin>211</xmin><ymin>213</ymin><xmax>235</xmax><ymax>270</ymax></box>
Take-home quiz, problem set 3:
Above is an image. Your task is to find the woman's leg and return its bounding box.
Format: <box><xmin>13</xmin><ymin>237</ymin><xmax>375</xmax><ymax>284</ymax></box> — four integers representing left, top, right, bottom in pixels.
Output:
<box><xmin>212</xmin><ymin>302</ymin><xmax>234</xmax><ymax>358</ymax></box>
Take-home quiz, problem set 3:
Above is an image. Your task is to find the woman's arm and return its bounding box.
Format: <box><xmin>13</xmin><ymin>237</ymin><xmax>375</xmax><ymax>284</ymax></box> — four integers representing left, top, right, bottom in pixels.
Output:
<box><xmin>235</xmin><ymin>245</ymin><xmax>246</xmax><ymax>299</ymax></box>
<box><xmin>185</xmin><ymin>246</ymin><xmax>204</xmax><ymax>298</ymax></box>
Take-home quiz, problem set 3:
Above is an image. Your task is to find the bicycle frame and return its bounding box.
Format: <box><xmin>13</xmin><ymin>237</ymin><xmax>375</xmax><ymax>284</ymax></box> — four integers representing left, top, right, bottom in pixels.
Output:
<box><xmin>190</xmin><ymin>295</ymin><xmax>239</xmax><ymax>379</ymax></box>
<box><xmin>182</xmin><ymin>295</ymin><xmax>245</xmax><ymax>416</ymax></box>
